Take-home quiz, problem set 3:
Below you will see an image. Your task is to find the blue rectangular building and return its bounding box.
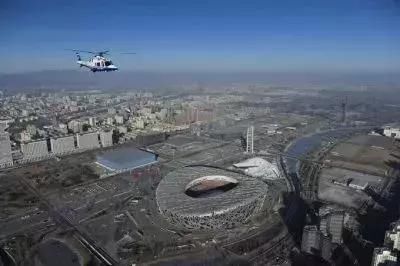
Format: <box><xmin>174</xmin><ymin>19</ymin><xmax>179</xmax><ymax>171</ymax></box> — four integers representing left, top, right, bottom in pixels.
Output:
<box><xmin>96</xmin><ymin>147</ymin><xmax>157</xmax><ymax>172</ymax></box>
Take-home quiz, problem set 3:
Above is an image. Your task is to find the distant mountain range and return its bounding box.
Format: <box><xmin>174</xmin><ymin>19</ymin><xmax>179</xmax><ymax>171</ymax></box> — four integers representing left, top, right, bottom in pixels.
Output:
<box><xmin>0</xmin><ymin>70</ymin><xmax>399</xmax><ymax>91</ymax></box>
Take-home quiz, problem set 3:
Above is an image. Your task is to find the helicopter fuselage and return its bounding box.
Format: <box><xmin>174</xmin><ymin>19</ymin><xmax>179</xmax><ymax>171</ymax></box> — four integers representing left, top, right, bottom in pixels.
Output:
<box><xmin>77</xmin><ymin>56</ymin><xmax>118</xmax><ymax>72</ymax></box>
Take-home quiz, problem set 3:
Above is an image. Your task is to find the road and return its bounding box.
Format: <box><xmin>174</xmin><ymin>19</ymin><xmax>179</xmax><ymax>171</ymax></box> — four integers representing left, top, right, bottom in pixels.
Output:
<box><xmin>0</xmin><ymin>210</ymin><xmax>54</xmax><ymax>240</ymax></box>
<box><xmin>17</xmin><ymin>176</ymin><xmax>118</xmax><ymax>266</ymax></box>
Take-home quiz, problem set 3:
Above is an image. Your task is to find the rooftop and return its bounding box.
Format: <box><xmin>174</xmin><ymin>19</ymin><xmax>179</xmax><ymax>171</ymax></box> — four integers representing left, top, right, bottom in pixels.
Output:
<box><xmin>156</xmin><ymin>166</ymin><xmax>268</xmax><ymax>216</ymax></box>
<box><xmin>96</xmin><ymin>147</ymin><xmax>157</xmax><ymax>171</ymax></box>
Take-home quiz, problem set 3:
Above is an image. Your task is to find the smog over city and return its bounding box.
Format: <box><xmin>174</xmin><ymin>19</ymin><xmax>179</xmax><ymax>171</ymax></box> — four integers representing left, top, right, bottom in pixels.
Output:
<box><xmin>1</xmin><ymin>1</ymin><xmax>400</xmax><ymax>266</ymax></box>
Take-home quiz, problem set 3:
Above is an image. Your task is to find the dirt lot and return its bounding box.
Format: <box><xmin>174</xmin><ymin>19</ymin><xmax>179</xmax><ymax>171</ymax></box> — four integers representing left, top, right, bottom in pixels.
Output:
<box><xmin>5</xmin><ymin>152</ymin><xmax>98</xmax><ymax>195</ymax></box>
<box><xmin>325</xmin><ymin>135</ymin><xmax>400</xmax><ymax>177</ymax></box>
<box><xmin>0</xmin><ymin>174</ymin><xmax>39</xmax><ymax>219</ymax></box>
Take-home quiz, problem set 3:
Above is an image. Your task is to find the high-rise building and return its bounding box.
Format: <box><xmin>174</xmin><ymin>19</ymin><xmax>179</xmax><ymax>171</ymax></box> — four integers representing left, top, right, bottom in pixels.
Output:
<box><xmin>301</xmin><ymin>225</ymin><xmax>333</xmax><ymax>261</ymax></box>
<box><xmin>108</xmin><ymin>108</ymin><xmax>116</xmax><ymax>115</ymax></box>
<box><xmin>246</xmin><ymin>126</ymin><xmax>254</xmax><ymax>154</ymax></box>
<box><xmin>301</xmin><ymin>225</ymin><xmax>321</xmax><ymax>255</ymax></box>
<box><xmin>21</xmin><ymin>140</ymin><xmax>49</xmax><ymax>160</ymax></box>
<box><xmin>136</xmin><ymin>119</ymin><xmax>145</xmax><ymax>129</ymax></box>
<box><xmin>158</xmin><ymin>108</ymin><xmax>168</xmax><ymax>121</ymax></box>
<box><xmin>0</xmin><ymin>130</ymin><xmax>13</xmax><ymax>167</ymax></box>
<box><xmin>385</xmin><ymin>222</ymin><xmax>400</xmax><ymax>251</ymax></box>
<box><xmin>371</xmin><ymin>248</ymin><xmax>397</xmax><ymax>266</ymax></box>
<box><xmin>21</xmin><ymin>109</ymin><xmax>29</xmax><ymax>117</ymax></box>
<box><xmin>50</xmin><ymin>136</ymin><xmax>75</xmax><ymax>155</ymax></box>
<box><xmin>115</xmin><ymin>115</ymin><xmax>124</xmax><ymax>124</ymax></box>
<box><xmin>320</xmin><ymin>212</ymin><xmax>344</xmax><ymax>244</ymax></box>
<box><xmin>100</xmin><ymin>130</ymin><xmax>113</xmax><ymax>147</ymax></box>
<box><xmin>106</xmin><ymin>117</ymin><xmax>114</xmax><ymax>125</ymax></box>
<box><xmin>26</xmin><ymin>124</ymin><xmax>37</xmax><ymax>135</ymax></box>
<box><xmin>68</xmin><ymin>120</ymin><xmax>82</xmax><ymax>133</ymax></box>
<box><xmin>320</xmin><ymin>235</ymin><xmax>333</xmax><ymax>261</ymax></box>
<box><xmin>197</xmin><ymin>109</ymin><xmax>214</xmax><ymax>122</ymax></box>
<box><xmin>88</xmin><ymin>117</ymin><xmax>97</xmax><ymax>127</ymax></box>
<box><xmin>88</xmin><ymin>97</ymin><xmax>96</xmax><ymax>104</ymax></box>
<box><xmin>19</xmin><ymin>131</ymin><xmax>31</xmax><ymax>142</ymax></box>
<box><xmin>341</xmin><ymin>98</ymin><xmax>347</xmax><ymax>123</ymax></box>
<box><xmin>140</xmin><ymin>107</ymin><xmax>151</xmax><ymax>114</ymax></box>
<box><xmin>76</xmin><ymin>132</ymin><xmax>100</xmax><ymax>150</ymax></box>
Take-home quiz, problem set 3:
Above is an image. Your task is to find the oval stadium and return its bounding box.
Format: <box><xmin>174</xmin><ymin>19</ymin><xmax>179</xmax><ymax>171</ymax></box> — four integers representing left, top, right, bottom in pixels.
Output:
<box><xmin>156</xmin><ymin>165</ymin><xmax>269</xmax><ymax>230</ymax></box>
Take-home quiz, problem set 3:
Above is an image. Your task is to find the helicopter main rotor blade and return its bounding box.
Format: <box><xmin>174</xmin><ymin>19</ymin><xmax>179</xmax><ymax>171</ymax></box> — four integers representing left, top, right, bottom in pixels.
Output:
<box><xmin>97</xmin><ymin>50</ymin><xmax>110</xmax><ymax>56</ymax></box>
<box><xmin>66</xmin><ymin>49</ymin><xmax>135</xmax><ymax>56</ymax></box>
<box><xmin>65</xmin><ymin>49</ymin><xmax>110</xmax><ymax>55</ymax></box>
<box><xmin>65</xmin><ymin>49</ymin><xmax>96</xmax><ymax>54</ymax></box>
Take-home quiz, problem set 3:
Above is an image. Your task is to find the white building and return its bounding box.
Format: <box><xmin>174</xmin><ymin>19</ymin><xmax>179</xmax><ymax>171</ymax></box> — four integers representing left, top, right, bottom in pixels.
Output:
<box><xmin>383</xmin><ymin>126</ymin><xmax>400</xmax><ymax>139</ymax></box>
<box><xmin>158</xmin><ymin>108</ymin><xmax>168</xmax><ymax>121</ymax></box>
<box><xmin>106</xmin><ymin>117</ymin><xmax>114</xmax><ymax>125</ymax></box>
<box><xmin>26</xmin><ymin>124</ymin><xmax>37</xmax><ymax>135</ymax></box>
<box><xmin>0</xmin><ymin>119</ymin><xmax>15</xmax><ymax>128</ymax></box>
<box><xmin>147</xmin><ymin>113</ymin><xmax>157</xmax><ymax>120</ymax></box>
<box><xmin>372</xmin><ymin>248</ymin><xmax>397</xmax><ymax>266</ymax></box>
<box><xmin>77</xmin><ymin>132</ymin><xmax>100</xmax><ymax>150</ymax></box>
<box><xmin>21</xmin><ymin>140</ymin><xmax>48</xmax><ymax>160</ymax></box>
<box><xmin>100</xmin><ymin>130</ymin><xmax>113</xmax><ymax>147</ymax></box>
<box><xmin>115</xmin><ymin>115</ymin><xmax>124</xmax><ymax>124</ymax></box>
<box><xmin>69</xmin><ymin>106</ymin><xmax>79</xmax><ymax>112</ymax></box>
<box><xmin>50</xmin><ymin>136</ymin><xmax>75</xmax><ymax>155</ymax></box>
<box><xmin>68</xmin><ymin>120</ymin><xmax>82</xmax><ymax>133</ymax></box>
<box><xmin>233</xmin><ymin>157</ymin><xmax>280</xmax><ymax>180</ymax></box>
<box><xmin>108</xmin><ymin>108</ymin><xmax>116</xmax><ymax>114</ymax></box>
<box><xmin>57</xmin><ymin>123</ymin><xmax>68</xmax><ymax>134</ymax></box>
<box><xmin>301</xmin><ymin>225</ymin><xmax>321</xmax><ymax>254</ymax></box>
<box><xmin>385</xmin><ymin>224</ymin><xmax>400</xmax><ymax>251</ymax></box>
<box><xmin>88</xmin><ymin>117</ymin><xmax>97</xmax><ymax>127</ymax></box>
<box><xmin>19</xmin><ymin>131</ymin><xmax>31</xmax><ymax>142</ymax></box>
<box><xmin>140</xmin><ymin>107</ymin><xmax>152</xmax><ymax>114</ymax></box>
<box><xmin>88</xmin><ymin>97</ymin><xmax>96</xmax><ymax>104</ymax></box>
<box><xmin>136</xmin><ymin>119</ymin><xmax>145</xmax><ymax>129</ymax></box>
<box><xmin>21</xmin><ymin>109</ymin><xmax>29</xmax><ymax>117</ymax></box>
<box><xmin>0</xmin><ymin>131</ymin><xmax>13</xmax><ymax>167</ymax></box>
<box><xmin>117</xmin><ymin>126</ymin><xmax>127</xmax><ymax>134</ymax></box>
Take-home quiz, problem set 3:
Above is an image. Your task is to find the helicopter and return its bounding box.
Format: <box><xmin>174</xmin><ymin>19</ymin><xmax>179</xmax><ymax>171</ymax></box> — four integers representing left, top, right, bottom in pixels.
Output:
<box><xmin>68</xmin><ymin>50</ymin><xmax>135</xmax><ymax>72</ymax></box>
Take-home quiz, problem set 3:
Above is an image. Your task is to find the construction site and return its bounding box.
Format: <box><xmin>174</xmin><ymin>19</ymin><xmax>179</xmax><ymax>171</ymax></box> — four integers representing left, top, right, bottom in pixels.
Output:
<box><xmin>295</xmin><ymin>130</ymin><xmax>400</xmax><ymax>265</ymax></box>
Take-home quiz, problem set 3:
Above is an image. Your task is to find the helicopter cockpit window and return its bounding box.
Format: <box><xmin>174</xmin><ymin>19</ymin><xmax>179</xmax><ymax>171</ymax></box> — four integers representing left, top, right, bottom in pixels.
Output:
<box><xmin>105</xmin><ymin>61</ymin><xmax>113</xmax><ymax>66</ymax></box>
<box><xmin>96</xmin><ymin>62</ymin><xmax>100</xmax><ymax>67</ymax></box>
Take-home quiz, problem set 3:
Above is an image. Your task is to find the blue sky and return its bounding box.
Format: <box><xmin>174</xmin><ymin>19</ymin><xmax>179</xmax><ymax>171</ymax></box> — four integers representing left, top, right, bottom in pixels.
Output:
<box><xmin>1</xmin><ymin>0</ymin><xmax>400</xmax><ymax>73</ymax></box>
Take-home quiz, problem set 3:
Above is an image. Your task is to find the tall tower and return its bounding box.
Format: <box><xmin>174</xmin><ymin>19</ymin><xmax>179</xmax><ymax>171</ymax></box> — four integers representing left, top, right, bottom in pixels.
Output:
<box><xmin>341</xmin><ymin>97</ymin><xmax>347</xmax><ymax>124</ymax></box>
<box><xmin>167</xmin><ymin>107</ymin><xmax>174</xmax><ymax>123</ymax></box>
<box><xmin>246</xmin><ymin>126</ymin><xmax>254</xmax><ymax>154</ymax></box>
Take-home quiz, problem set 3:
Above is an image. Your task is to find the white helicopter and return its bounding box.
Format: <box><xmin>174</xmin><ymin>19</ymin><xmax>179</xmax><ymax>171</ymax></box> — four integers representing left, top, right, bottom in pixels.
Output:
<box><xmin>68</xmin><ymin>50</ymin><xmax>135</xmax><ymax>72</ymax></box>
